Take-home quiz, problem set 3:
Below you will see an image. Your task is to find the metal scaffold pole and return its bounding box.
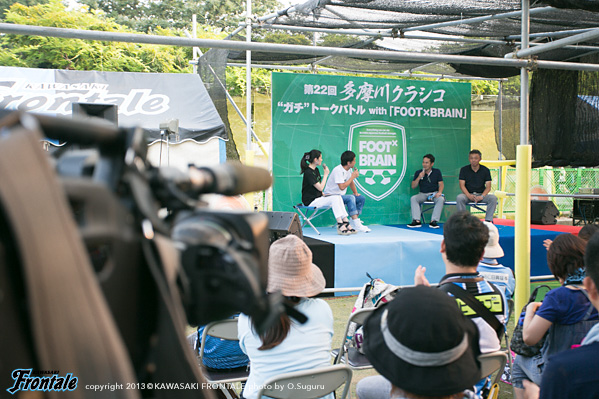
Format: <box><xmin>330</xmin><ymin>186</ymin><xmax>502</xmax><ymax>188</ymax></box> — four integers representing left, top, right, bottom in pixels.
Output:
<box><xmin>514</xmin><ymin>0</ymin><xmax>533</xmax><ymax>320</ymax></box>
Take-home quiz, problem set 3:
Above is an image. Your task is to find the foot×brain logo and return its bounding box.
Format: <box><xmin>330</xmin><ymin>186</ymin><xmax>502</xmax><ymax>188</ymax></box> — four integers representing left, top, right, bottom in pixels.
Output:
<box><xmin>349</xmin><ymin>121</ymin><xmax>406</xmax><ymax>201</ymax></box>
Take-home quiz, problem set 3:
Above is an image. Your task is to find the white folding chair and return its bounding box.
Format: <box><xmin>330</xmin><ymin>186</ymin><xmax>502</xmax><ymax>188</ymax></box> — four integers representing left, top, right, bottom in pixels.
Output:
<box><xmin>255</xmin><ymin>364</ymin><xmax>352</xmax><ymax>399</ymax></box>
<box><xmin>293</xmin><ymin>203</ymin><xmax>332</xmax><ymax>235</ymax></box>
<box><xmin>331</xmin><ymin>307</ymin><xmax>376</xmax><ymax>369</ymax></box>
<box><xmin>198</xmin><ymin>318</ymin><xmax>249</xmax><ymax>385</ymax></box>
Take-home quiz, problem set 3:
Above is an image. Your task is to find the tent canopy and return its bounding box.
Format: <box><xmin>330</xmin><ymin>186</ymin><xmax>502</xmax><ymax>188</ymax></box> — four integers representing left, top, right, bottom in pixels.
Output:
<box><xmin>0</xmin><ymin>66</ymin><xmax>226</xmax><ymax>143</ymax></box>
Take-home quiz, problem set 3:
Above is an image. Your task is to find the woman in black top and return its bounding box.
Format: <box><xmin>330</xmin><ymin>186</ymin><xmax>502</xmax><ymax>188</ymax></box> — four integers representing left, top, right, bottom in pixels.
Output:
<box><xmin>301</xmin><ymin>150</ymin><xmax>353</xmax><ymax>235</ymax></box>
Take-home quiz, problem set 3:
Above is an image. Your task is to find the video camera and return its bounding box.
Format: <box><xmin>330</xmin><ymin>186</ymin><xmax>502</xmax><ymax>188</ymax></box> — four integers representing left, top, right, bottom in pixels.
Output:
<box><xmin>0</xmin><ymin>112</ymin><xmax>280</xmax><ymax>398</ymax></box>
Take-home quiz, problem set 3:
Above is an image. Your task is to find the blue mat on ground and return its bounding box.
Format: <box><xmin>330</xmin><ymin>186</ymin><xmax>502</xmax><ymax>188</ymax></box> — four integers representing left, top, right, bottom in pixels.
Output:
<box><xmin>304</xmin><ymin>225</ymin><xmax>446</xmax><ymax>290</ymax></box>
<box><xmin>389</xmin><ymin>223</ymin><xmax>561</xmax><ymax>277</ymax></box>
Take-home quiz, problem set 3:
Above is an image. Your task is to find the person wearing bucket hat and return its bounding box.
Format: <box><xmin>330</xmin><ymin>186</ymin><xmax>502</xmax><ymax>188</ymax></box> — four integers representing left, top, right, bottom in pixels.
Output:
<box><xmin>477</xmin><ymin>221</ymin><xmax>515</xmax><ymax>313</ymax></box>
<box><xmin>237</xmin><ymin>235</ymin><xmax>334</xmax><ymax>399</ymax></box>
<box><xmin>357</xmin><ymin>285</ymin><xmax>481</xmax><ymax>399</ymax></box>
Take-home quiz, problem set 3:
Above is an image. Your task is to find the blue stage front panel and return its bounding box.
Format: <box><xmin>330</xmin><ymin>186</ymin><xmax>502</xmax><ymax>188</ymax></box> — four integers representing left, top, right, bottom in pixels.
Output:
<box><xmin>304</xmin><ymin>226</ymin><xmax>445</xmax><ymax>289</ymax></box>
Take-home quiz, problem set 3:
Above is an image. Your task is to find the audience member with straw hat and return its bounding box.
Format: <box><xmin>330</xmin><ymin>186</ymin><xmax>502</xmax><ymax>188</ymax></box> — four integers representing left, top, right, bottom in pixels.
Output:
<box><xmin>238</xmin><ymin>234</ymin><xmax>333</xmax><ymax>399</ymax></box>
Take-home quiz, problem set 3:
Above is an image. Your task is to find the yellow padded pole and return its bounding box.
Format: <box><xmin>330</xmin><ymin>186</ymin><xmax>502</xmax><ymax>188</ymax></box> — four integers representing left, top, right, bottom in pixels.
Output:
<box><xmin>514</xmin><ymin>145</ymin><xmax>532</xmax><ymax>323</ymax></box>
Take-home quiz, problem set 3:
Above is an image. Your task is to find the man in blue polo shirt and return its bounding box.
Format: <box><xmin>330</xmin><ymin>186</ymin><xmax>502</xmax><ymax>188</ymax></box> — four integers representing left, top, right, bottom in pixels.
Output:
<box><xmin>537</xmin><ymin>232</ymin><xmax>599</xmax><ymax>399</ymax></box>
<box><xmin>457</xmin><ymin>149</ymin><xmax>497</xmax><ymax>223</ymax></box>
<box><xmin>407</xmin><ymin>153</ymin><xmax>444</xmax><ymax>228</ymax></box>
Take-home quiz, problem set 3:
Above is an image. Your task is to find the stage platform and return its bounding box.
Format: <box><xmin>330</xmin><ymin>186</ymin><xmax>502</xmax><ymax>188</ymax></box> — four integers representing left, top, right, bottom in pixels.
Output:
<box><xmin>303</xmin><ymin>220</ymin><xmax>582</xmax><ymax>291</ymax></box>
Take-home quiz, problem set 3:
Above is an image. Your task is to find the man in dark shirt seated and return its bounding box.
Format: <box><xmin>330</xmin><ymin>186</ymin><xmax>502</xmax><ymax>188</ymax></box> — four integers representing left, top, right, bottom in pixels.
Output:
<box><xmin>407</xmin><ymin>153</ymin><xmax>445</xmax><ymax>229</ymax></box>
<box><xmin>457</xmin><ymin>149</ymin><xmax>497</xmax><ymax>223</ymax></box>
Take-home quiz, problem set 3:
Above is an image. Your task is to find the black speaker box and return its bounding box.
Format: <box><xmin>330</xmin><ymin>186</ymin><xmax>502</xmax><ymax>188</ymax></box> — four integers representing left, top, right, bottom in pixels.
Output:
<box><xmin>572</xmin><ymin>199</ymin><xmax>599</xmax><ymax>223</ymax></box>
<box><xmin>531</xmin><ymin>200</ymin><xmax>559</xmax><ymax>225</ymax></box>
<box><xmin>261</xmin><ymin>211</ymin><xmax>303</xmax><ymax>242</ymax></box>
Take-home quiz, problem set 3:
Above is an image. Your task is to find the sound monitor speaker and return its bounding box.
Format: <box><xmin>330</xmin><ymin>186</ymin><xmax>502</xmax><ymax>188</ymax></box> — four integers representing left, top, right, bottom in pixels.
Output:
<box><xmin>531</xmin><ymin>200</ymin><xmax>559</xmax><ymax>225</ymax></box>
<box><xmin>261</xmin><ymin>211</ymin><xmax>303</xmax><ymax>242</ymax></box>
<box><xmin>572</xmin><ymin>199</ymin><xmax>599</xmax><ymax>224</ymax></box>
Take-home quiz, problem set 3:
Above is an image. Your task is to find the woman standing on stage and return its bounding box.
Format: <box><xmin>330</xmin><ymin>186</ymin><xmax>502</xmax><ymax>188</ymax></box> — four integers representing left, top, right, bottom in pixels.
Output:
<box><xmin>300</xmin><ymin>149</ymin><xmax>354</xmax><ymax>235</ymax></box>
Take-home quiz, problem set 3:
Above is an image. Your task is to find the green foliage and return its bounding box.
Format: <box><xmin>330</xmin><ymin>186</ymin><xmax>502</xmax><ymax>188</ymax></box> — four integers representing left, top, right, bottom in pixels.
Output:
<box><xmin>0</xmin><ymin>0</ymin><xmax>47</xmax><ymax>19</ymax></box>
<box><xmin>79</xmin><ymin>0</ymin><xmax>281</xmax><ymax>33</ymax></box>
<box><xmin>225</xmin><ymin>66</ymin><xmax>273</xmax><ymax>96</ymax></box>
<box><xmin>1</xmin><ymin>0</ymin><xmax>193</xmax><ymax>72</ymax></box>
<box><xmin>257</xmin><ymin>31</ymin><xmax>311</xmax><ymax>46</ymax></box>
<box><xmin>319</xmin><ymin>33</ymin><xmax>361</xmax><ymax>47</ymax></box>
<box><xmin>501</xmin><ymin>75</ymin><xmax>521</xmax><ymax>96</ymax></box>
<box><xmin>470</xmin><ymin>79</ymin><xmax>499</xmax><ymax>95</ymax></box>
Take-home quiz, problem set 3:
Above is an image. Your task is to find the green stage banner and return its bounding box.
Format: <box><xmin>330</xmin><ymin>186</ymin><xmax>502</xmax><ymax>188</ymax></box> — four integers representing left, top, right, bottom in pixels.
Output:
<box><xmin>272</xmin><ymin>72</ymin><xmax>471</xmax><ymax>226</ymax></box>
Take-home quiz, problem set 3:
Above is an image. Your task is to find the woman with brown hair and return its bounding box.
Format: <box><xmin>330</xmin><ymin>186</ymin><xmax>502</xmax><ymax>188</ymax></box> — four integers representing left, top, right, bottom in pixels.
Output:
<box><xmin>237</xmin><ymin>235</ymin><xmax>334</xmax><ymax>399</ymax></box>
<box><xmin>512</xmin><ymin>234</ymin><xmax>598</xmax><ymax>399</ymax></box>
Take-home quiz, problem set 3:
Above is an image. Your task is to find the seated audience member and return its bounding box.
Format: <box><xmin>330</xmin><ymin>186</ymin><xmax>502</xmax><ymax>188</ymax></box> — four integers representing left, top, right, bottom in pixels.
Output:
<box><xmin>323</xmin><ymin>150</ymin><xmax>371</xmax><ymax>232</ymax></box>
<box><xmin>301</xmin><ymin>149</ymin><xmax>354</xmax><ymax>235</ymax></box>
<box><xmin>357</xmin><ymin>285</ymin><xmax>482</xmax><ymax>399</ymax></box>
<box><xmin>416</xmin><ymin>212</ymin><xmax>507</xmax><ymax>354</ymax></box>
<box><xmin>543</xmin><ymin>223</ymin><xmax>598</xmax><ymax>250</ymax></box>
<box><xmin>457</xmin><ymin>149</ymin><xmax>497</xmax><ymax>223</ymax></box>
<box><xmin>361</xmin><ymin>213</ymin><xmax>505</xmax><ymax>398</ymax></box>
<box><xmin>407</xmin><ymin>153</ymin><xmax>445</xmax><ymax>229</ymax></box>
<box><xmin>478</xmin><ymin>221</ymin><xmax>515</xmax><ymax>313</ymax></box>
<box><xmin>237</xmin><ymin>235</ymin><xmax>333</xmax><ymax>399</ymax></box>
<box><xmin>538</xmin><ymin>231</ymin><xmax>599</xmax><ymax>399</ymax></box>
<box><xmin>579</xmin><ymin>224</ymin><xmax>599</xmax><ymax>241</ymax></box>
<box><xmin>511</xmin><ymin>234</ymin><xmax>599</xmax><ymax>399</ymax></box>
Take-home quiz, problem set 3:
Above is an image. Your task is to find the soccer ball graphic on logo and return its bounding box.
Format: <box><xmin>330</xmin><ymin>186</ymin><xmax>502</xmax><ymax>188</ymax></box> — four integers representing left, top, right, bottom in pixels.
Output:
<box><xmin>361</xmin><ymin>169</ymin><xmax>396</xmax><ymax>186</ymax></box>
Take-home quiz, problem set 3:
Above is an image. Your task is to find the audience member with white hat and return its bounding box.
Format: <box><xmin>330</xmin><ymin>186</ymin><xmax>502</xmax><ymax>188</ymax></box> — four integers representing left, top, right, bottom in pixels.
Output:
<box><xmin>478</xmin><ymin>221</ymin><xmax>515</xmax><ymax>313</ymax></box>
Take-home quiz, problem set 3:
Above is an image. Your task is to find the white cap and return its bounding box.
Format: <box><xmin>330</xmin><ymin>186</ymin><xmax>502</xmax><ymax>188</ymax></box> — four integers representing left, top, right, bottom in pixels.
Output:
<box><xmin>482</xmin><ymin>221</ymin><xmax>504</xmax><ymax>258</ymax></box>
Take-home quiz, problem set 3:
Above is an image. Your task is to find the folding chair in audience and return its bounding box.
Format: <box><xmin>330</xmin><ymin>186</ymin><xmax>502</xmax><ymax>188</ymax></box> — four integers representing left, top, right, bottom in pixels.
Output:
<box><xmin>255</xmin><ymin>364</ymin><xmax>352</xmax><ymax>399</ymax></box>
<box><xmin>331</xmin><ymin>307</ymin><xmax>376</xmax><ymax>369</ymax></box>
<box><xmin>197</xmin><ymin>318</ymin><xmax>249</xmax><ymax>398</ymax></box>
<box><xmin>479</xmin><ymin>351</ymin><xmax>508</xmax><ymax>385</ymax></box>
<box><xmin>293</xmin><ymin>203</ymin><xmax>332</xmax><ymax>235</ymax></box>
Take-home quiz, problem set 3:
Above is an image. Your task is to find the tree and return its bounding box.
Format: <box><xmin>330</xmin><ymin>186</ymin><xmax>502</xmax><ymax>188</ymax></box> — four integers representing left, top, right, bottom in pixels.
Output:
<box><xmin>0</xmin><ymin>0</ymin><xmax>46</xmax><ymax>19</ymax></box>
<box><xmin>78</xmin><ymin>0</ymin><xmax>282</xmax><ymax>33</ymax></box>
<box><xmin>1</xmin><ymin>0</ymin><xmax>193</xmax><ymax>73</ymax></box>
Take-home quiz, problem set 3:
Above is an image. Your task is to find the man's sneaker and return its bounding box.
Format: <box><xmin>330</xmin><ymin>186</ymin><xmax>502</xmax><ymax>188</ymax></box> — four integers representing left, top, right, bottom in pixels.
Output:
<box><xmin>429</xmin><ymin>220</ymin><xmax>440</xmax><ymax>229</ymax></box>
<box><xmin>357</xmin><ymin>218</ymin><xmax>371</xmax><ymax>232</ymax></box>
<box><xmin>350</xmin><ymin>219</ymin><xmax>371</xmax><ymax>233</ymax></box>
<box><xmin>407</xmin><ymin>220</ymin><xmax>422</xmax><ymax>228</ymax></box>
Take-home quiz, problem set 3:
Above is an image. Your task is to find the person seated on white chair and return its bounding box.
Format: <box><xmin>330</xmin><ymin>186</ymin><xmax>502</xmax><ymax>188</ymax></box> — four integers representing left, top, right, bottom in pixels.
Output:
<box><xmin>323</xmin><ymin>150</ymin><xmax>371</xmax><ymax>233</ymax></box>
<box><xmin>301</xmin><ymin>149</ymin><xmax>355</xmax><ymax>235</ymax></box>
<box><xmin>356</xmin><ymin>285</ymin><xmax>482</xmax><ymax>399</ymax></box>
<box><xmin>238</xmin><ymin>235</ymin><xmax>334</xmax><ymax>399</ymax></box>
